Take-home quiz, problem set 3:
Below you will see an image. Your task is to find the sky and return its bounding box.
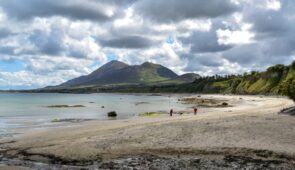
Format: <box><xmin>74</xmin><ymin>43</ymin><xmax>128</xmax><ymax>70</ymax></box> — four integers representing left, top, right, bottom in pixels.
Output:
<box><xmin>0</xmin><ymin>0</ymin><xmax>295</xmax><ymax>89</ymax></box>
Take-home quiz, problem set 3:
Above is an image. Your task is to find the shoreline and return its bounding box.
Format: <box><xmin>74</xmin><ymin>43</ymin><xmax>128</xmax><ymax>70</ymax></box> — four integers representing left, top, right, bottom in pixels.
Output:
<box><xmin>0</xmin><ymin>94</ymin><xmax>294</xmax><ymax>169</ymax></box>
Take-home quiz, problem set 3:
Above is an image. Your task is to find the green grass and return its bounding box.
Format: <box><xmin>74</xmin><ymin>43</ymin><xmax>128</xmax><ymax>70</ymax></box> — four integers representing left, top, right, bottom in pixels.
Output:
<box><xmin>139</xmin><ymin>112</ymin><xmax>162</xmax><ymax>117</ymax></box>
<box><xmin>139</xmin><ymin>69</ymin><xmax>170</xmax><ymax>83</ymax></box>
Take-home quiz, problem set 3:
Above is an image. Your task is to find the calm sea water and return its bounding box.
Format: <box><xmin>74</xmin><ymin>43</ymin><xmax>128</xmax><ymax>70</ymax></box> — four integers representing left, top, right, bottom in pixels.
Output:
<box><xmin>0</xmin><ymin>93</ymin><xmax>192</xmax><ymax>137</ymax></box>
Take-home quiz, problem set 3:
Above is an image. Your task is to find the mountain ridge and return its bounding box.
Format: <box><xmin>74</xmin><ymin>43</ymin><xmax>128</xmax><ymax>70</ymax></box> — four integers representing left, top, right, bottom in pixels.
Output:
<box><xmin>59</xmin><ymin>60</ymin><xmax>198</xmax><ymax>87</ymax></box>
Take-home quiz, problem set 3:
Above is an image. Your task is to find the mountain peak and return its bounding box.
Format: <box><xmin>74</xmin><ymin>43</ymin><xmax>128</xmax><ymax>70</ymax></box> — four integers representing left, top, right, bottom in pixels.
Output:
<box><xmin>105</xmin><ymin>60</ymin><xmax>128</xmax><ymax>66</ymax></box>
<box><xmin>141</xmin><ymin>61</ymin><xmax>158</xmax><ymax>67</ymax></box>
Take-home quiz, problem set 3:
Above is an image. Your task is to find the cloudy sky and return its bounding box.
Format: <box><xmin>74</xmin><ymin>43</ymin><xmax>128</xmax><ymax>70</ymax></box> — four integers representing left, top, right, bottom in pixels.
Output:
<box><xmin>0</xmin><ymin>0</ymin><xmax>294</xmax><ymax>89</ymax></box>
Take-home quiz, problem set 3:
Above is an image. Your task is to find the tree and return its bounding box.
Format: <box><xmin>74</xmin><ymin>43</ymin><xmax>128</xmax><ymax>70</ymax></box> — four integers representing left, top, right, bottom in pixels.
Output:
<box><xmin>292</xmin><ymin>60</ymin><xmax>295</xmax><ymax>70</ymax></box>
<box><xmin>287</xmin><ymin>78</ymin><xmax>295</xmax><ymax>102</ymax></box>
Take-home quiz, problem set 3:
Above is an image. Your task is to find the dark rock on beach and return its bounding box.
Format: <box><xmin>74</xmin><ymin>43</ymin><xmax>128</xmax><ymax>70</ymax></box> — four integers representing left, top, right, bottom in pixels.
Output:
<box><xmin>279</xmin><ymin>106</ymin><xmax>295</xmax><ymax>116</ymax></box>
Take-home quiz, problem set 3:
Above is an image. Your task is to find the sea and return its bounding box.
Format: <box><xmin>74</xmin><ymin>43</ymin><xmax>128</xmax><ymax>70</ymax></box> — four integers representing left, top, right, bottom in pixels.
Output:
<box><xmin>0</xmin><ymin>92</ymin><xmax>193</xmax><ymax>138</ymax></box>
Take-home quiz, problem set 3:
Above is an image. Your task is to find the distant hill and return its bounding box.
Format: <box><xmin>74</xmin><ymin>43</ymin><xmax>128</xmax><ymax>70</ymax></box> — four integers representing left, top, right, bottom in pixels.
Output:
<box><xmin>76</xmin><ymin>60</ymin><xmax>295</xmax><ymax>96</ymax></box>
<box><xmin>121</xmin><ymin>60</ymin><xmax>294</xmax><ymax>96</ymax></box>
<box><xmin>27</xmin><ymin>61</ymin><xmax>294</xmax><ymax>97</ymax></box>
<box><xmin>58</xmin><ymin>60</ymin><xmax>198</xmax><ymax>88</ymax></box>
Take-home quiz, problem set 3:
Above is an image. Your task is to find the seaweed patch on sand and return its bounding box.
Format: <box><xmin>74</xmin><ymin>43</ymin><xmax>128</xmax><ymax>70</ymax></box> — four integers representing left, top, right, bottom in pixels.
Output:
<box><xmin>139</xmin><ymin>112</ymin><xmax>163</xmax><ymax>117</ymax></box>
<box><xmin>46</xmin><ymin>105</ymin><xmax>85</xmax><ymax>108</ymax></box>
<box><xmin>178</xmin><ymin>97</ymin><xmax>232</xmax><ymax>108</ymax></box>
<box><xmin>51</xmin><ymin>119</ymin><xmax>95</xmax><ymax>123</ymax></box>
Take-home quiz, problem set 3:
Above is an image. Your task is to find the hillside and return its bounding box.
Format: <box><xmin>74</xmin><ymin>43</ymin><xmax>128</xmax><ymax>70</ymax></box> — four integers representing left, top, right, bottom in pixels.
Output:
<box><xmin>28</xmin><ymin>61</ymin><xmax>295</xmax><ymax>97</ymax></box>
<box><xmin>185</xmin><ymin>61</ymin><xmax>295</xmax><ymax>95</ymax></box>
<box><xmin>58</xmin><ymin>60</ymin><xmax>198</xmax><ymax>88</ymax></box>
<box><xmin>68</xmin><ymin>61</ymin><xmax>295</xmax><ymax>96</ymax></box>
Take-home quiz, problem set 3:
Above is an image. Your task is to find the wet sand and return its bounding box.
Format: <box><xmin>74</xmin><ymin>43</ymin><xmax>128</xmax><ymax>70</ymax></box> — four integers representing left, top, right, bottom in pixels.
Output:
<box><xmin>0</xmin><ymin>95</ymin><xmax>295</xmax><ymax>169</ymax></box>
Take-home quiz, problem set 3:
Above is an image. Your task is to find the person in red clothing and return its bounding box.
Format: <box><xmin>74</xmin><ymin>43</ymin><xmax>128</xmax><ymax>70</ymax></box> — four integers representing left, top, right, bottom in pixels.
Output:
<box><xmin>170</xmin><ymin>109</ymin><xmax>173</xmax><ymax>116</ymax></box>
<box><xmin>194</xmin><ymin>107</ymin><xmax>198</xmax><ymax>115</ymax></box>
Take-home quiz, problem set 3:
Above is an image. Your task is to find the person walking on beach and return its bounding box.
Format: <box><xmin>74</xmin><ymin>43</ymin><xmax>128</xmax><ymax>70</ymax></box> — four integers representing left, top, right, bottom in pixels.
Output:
<box><xmin>170</xmin><ymin>109</ymin><xmax>173</xmax><ymax>116</ymax></box>
<box><xmin>194</xmin><ymin>107</ymin><xmax>198</xmax><ymax>115</ymax></box>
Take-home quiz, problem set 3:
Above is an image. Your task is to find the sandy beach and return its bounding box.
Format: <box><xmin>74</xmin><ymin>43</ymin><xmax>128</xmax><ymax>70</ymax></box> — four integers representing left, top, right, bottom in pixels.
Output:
<box><xmin>0</xmin><ymin>95</ymin><xmax>295</xmax><ymax>169</ymax></box>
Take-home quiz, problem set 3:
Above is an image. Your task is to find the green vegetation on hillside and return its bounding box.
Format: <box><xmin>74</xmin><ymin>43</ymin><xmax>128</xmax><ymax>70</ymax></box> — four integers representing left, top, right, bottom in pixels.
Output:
<box><xmin>19</xmin><ymin>61</ymin><xmax>295</xmax><ymax>100</ymax></box>
<box><xmin>283</xmin><ymin>61</ymin><xmax>295</xmax><ymax>101</ymax></box>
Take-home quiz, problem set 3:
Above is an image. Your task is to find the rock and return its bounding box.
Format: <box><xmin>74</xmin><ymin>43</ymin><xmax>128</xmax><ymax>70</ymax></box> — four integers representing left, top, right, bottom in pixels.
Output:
<box><xmin>279</xmin><ymin>107</ymin><xmax>295</xmax><ymax>116</ymax></box>
<box><xmin>108</xmin><ymin>111</ymin><xmax>117</xmax><ymax>117</ymax></box>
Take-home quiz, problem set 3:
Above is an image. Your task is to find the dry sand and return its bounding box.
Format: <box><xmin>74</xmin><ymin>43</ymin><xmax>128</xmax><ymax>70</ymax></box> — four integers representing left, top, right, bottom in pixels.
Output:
<box><xmin>0</xmin><ymin>95</ymin><xmax>295</xmax><ymax>169</ymax></box>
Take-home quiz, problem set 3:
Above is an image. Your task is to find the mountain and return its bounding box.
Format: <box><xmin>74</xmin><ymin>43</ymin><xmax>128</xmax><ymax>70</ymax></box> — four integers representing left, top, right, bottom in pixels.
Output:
<box><xmin>30</xmin><ymin>60</ymin><xmax>294</xmax><ymax>97</ymax></box>
<box><xmin>59</xmin><ymin>60</ymin><xmax>195</xmax><ymax>87</ymax></box>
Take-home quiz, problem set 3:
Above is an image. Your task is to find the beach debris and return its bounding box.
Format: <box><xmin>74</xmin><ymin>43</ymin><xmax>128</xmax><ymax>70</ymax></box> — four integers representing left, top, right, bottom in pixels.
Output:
<box><xmin>108</xmin><ymin>111</ymin><xmax>117</xmax><ymax>117</ymax></box>
<box><xmin>222</xmin><ymin>102</ymin><xmax>229</xmax><ymax>106</ymax></box>
<box><xmin>101</xmin><ymin>106</ymin><xmax>105</xmax><ymax>108</ymax></box>
<box><xmin>47</xmin><ymin>105</ymin><xmax>85</xmax><ymax>108</ymax></box>
<box><xmin>135</xmin><ymin>102</ymin><xmax>150</xmax><ymax>106</ymax></box>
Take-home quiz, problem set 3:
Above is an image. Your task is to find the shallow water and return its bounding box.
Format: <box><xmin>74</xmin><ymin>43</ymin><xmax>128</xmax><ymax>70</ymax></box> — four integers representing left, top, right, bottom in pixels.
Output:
<box><xmin>0</xmin><ymin>93</ymin><xmax>192</xmax><ymax>137</ymax></box>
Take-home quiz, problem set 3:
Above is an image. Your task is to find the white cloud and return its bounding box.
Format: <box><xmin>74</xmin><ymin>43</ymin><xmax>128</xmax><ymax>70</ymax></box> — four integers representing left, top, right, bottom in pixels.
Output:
<box><xmin>266</xmin><ymin>0</ymin><xmax>281</xmax><ymax>11</ymax></box>
<box><xmin>216</xmin><ymin>27</ymin><xmax>255</xmax><ymax>45</ymax></box>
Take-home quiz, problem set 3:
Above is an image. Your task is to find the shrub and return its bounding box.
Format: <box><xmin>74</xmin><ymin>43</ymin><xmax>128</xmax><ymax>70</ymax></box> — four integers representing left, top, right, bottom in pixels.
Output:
<box><xmin>282</xmin><ymin>78</ymin><xmax>295</xmax><ymax>102</ymax></box>
<box><xmin>287</xmin><ymin>79</ymin><xmax>295</xmax><ymax>102</ymax></box>
<box><xmin>291</xmin><ymin>60</ymin><xmax>295</xmax><ymax>70</ymax></box>
<box><xmin>107</xmin><ymin>111</ymin><xmax>117</xmax><ymax>117</ymax></box>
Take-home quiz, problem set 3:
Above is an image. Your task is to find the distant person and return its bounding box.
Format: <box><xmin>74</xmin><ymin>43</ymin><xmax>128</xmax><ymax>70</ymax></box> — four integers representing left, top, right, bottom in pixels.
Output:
<box><xmin>194</xmin><ymin>107</ymin><xmax>198</xmax><ymax>115</ymax></box>
<box><xmin>170</xmin><ymin>109</ymin><xmax>173</xmax><ymax>116</ymax></box>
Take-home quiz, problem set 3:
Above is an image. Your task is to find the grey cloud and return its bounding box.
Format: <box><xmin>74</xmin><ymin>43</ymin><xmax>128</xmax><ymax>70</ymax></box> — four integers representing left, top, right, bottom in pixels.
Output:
<box><xmin>0</xmin><ymin>46</ymin><xmax>15</xmax><ymax>55</ymax></box>
<box><xmin>0</xmin><ymin>28</ymin><xmax>12</xmax><ymax>39</ymax></box>
<box><xmin>182</xmin><ymin>53</ymin><xmax>240</xmax><ymax>75</ymax></box>
<box><xmin>180</xmin><ymin>30</ymin><xmax>232</xmax><ymax>53</ymax></box>
<box><xmin>179</xmin><ymin>20</ymin><xmax>233</xmax><ymax>53</ymax></box>
<box><xmin>223</xmin><ymin>40</ymin><xmax>295</xmax><ymax>68</ymax></box>
<box><xmin>183</xmin><ymin>53</ymin><xmax>223</xmax><ymax>71</ymax></box>
<box><xmin>134</xmin><ymin>0</ymin><xmax>239</xmax><ymax>23</ymax></box>
<box><xmin>245</xmin><ymin>10</ymin><xmax>289</xmax><ymax>39</ymax></box>
<box><xmin>29</xmin><ymin>29</ymin><xmax>65</xmax><ymax>56</ymax></box>
<box><xmin>221</xmin><ymin>0</ymin><xmax>295</xmax><ymax>68</ymax></box>
<box><xmin>0</xmin><ymin>0</ymin><xmax>127</xmax><ymax>22</ymax></box>
<box><xmin>99</xmin><ymin>35</ymin><xmax>155</xmax><ymax>49</ymax></box>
